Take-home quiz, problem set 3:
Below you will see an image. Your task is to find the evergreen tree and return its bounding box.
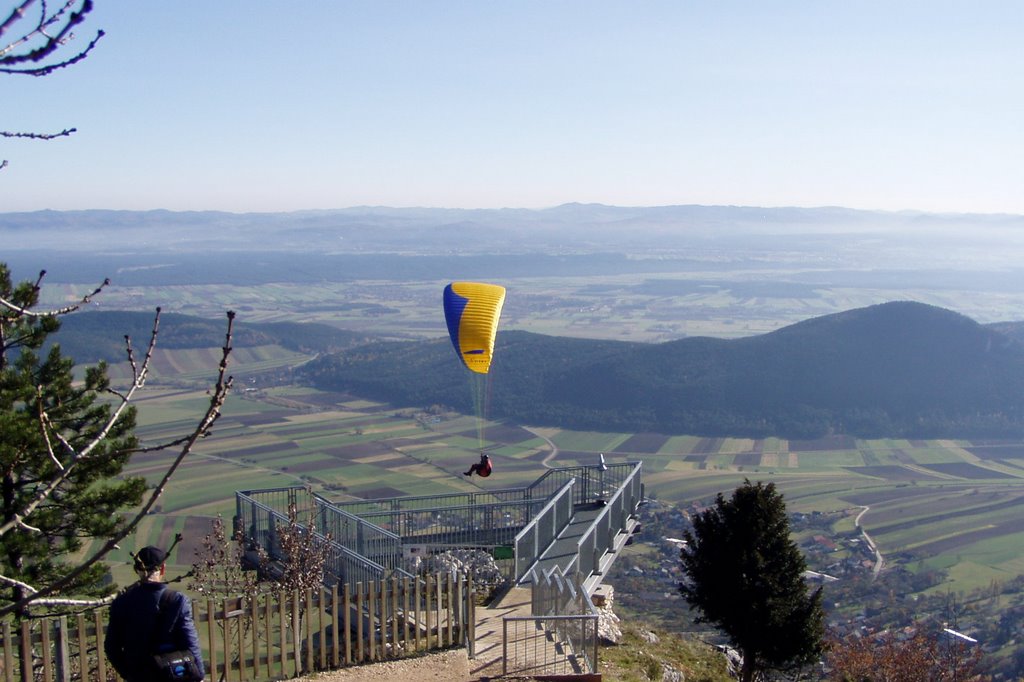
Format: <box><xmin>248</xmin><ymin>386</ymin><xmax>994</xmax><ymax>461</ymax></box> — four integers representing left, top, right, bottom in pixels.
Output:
<box><xmin>0</xmin><ymin>265</ymin><xmax>234</xmax><ymax>618</ymax></box>
<box><xmin>679</xmin><ymin>480</ymin><xmax>824</xmax><ymax>682</ymax></box>
<box><xmin>0</xmin><ymin>265</ymin><xmax>145</xmax><ymax>614</ymax></box>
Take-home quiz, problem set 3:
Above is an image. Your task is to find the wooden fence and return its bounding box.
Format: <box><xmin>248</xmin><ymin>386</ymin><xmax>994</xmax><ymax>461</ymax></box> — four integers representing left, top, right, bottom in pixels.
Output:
<box><xmin>0</xmin><ymin>573</ymin><xmax>475</xmax><ymax>682</ymax></box>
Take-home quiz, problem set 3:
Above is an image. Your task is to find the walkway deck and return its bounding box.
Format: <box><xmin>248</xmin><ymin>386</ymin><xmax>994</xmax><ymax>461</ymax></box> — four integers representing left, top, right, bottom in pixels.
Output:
<box><xmin>469</xmin><ymin>586</ymin><xmax>534</xmax><ymax>679</ymax></box>
<box><xmin>522</xmin><ymin>502</ymin><xmax>607</xmax><ymax>582</ymax></box>
<box><xmin>467</xmin><ymin>501</ymin><xmax>636</xmax><ymax>679</ymax></box>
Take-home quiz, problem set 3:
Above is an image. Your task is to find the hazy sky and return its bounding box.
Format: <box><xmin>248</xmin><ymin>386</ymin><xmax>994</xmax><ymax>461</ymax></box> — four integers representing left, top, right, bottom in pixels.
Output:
<box><xmin>2</xmin><ymin>1</ymin><xmax>1022</xmax><ymax>214</ymax></box>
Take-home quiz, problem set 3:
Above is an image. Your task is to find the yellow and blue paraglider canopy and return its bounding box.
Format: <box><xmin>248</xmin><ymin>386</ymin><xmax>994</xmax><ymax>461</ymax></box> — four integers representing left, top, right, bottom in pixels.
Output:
<box><xmin>443</xmin><ymin>282</ymin><xmax>506</xmax><ymax>374</ymax></box>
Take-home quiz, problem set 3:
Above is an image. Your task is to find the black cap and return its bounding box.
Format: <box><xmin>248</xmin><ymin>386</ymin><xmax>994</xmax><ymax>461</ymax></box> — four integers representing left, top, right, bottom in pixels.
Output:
<box><xmin>134</xmin><ymin>546</ymin><xmax>167</xmax><ymax>571</ymax></box>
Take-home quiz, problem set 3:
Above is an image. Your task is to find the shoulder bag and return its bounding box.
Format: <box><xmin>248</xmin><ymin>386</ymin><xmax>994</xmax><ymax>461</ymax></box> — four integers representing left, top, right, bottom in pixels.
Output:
<box><xmin>151</xmin><ymin>589</ymin><xmax>204</xmax><ymax>681</ymax></box>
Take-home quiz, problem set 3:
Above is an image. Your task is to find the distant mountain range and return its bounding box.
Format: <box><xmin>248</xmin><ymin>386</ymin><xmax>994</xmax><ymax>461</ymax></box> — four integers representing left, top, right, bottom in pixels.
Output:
<box><xmin>5</xmin><ymin>204</ymin><xmax>1024</xmax><ymax>258</ymax></box>
<box><xmin>7</xmin><ymin>208</ymin><xmax>1024</xmax><ymax>321</ymax></box>
<box><xmin>48</xmin><ymin>302</ymin><xmax>1024</xmax><ymax>439</ymax></box>
<box><xmin>299</xmin><ymin>301</ymin><xmax>1024</xmax><ymax>439</ymax></box>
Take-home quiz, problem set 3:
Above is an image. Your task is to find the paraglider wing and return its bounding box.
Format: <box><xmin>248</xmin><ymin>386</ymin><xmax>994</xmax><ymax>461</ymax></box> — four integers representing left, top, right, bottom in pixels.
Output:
<box><xmin>443</xmin><ymin>282</ymin><xmax>506</xmax><ymax>374</ymax></box>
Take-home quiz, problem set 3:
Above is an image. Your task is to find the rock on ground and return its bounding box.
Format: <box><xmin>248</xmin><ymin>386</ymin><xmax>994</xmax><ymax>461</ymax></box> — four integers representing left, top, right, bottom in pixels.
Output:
<box><xmin>594</xmin><ymin>584</ymin><xmax>623</xmax><ymax>645</ymax></box>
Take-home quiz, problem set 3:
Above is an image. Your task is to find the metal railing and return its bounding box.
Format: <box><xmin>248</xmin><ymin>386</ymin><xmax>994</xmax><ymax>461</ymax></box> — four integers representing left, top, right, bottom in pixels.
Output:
<box><xmin>238</xmin><ymin>488</ymin><xmax>403</xmax><ymax>568</ymax></box>
<box><xmin>323</xmin><ymin>487</ymin><xmax>548</xmax><ymax>552</ymax></box>
<box><xmin>238</xmin><ymin>462</ymin><xmax>642</xmax><ymax>590</ymax></box>
<box><xmin>526</xmin><ymin>462</ymin><xmax>637</xmax><ymax>506</ymax></box>
<box><xmin>319</xmin><ymin>462</ymin><xmax>639</xmax><ymax>525</ymax></box>
<box><xmin>503</xmin><ymin>565</ymin><xmax>599</xmax><ymax>677</ymax></box>
<box><xmin>237</xmin><ymin>485</ymin><xmax>317</xmax><ymax>518</ymax></box>
<box><xmin>312</xmin><ymin>496</ymin><xmax>405</xmax><ymax>570</ymax></box>
<box><xmin>513</xmin><ymin>479</ymin><xmax>576</xmax><ymax>582</ymax></box>
<box><xmin>236</xmin><ymin>491</ymin><xmax>398</xmax><ymax>585</ymax></box>
<box><xmin>343</xmin><ymin>498</ymin><xmax>544</xmax><ymax>550</ymax></box>
<box><xmin>534</xmin><ymin>565</ymin><xmax>599</xmax><ymax>674</ymax></box>
<box><xmin>324</xmin><ymin>487</ymin><xmax>530</xmax><ymax>516</ymax></box>
<box><xmin>575</xmin><ymin>462</ymin><xmax>643</xmax><ymax>582</ymax></box>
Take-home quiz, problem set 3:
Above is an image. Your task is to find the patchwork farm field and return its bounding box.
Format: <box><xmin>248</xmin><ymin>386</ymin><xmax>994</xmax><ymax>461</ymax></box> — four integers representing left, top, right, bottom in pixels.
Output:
<box><xmin>103</xmin><ymin>379</ymin><xmax>1024</xmax><ymax>596</ymax></box>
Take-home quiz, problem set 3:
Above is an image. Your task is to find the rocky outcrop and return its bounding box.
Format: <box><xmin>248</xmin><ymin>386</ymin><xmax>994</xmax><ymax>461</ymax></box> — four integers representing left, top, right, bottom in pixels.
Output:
<box><xmin>592</xmin><ymin>585</ymin><xmax>623</xmax><ymax>645</ymax></box>
<box><xmin>420</xmin><ymin>548</ymin><xmax>504</xmax><ymax>584</ymax></box>
<box><xmin>661</xmin><ymin>663</ymin><xmax>685</xmax><ymax>682</ymax></box>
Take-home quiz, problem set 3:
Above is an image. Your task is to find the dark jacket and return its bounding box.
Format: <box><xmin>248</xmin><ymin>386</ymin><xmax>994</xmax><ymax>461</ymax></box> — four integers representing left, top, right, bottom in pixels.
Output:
<box><xmin>105</xmin><ymin>581</ymin><xmax>205</xmax><ymax>681</ymax></box>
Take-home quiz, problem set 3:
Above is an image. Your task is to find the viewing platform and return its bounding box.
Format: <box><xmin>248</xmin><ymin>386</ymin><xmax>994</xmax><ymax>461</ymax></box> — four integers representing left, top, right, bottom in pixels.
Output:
<box><xmin>236</xmin><ymin>461</ymin><xmax>643</xmax><ymax>677</ymax></box>
<box><xmin>236</xmin><ymin>461</ymin><xmax>643</xmax><ymax>591</ymax></box>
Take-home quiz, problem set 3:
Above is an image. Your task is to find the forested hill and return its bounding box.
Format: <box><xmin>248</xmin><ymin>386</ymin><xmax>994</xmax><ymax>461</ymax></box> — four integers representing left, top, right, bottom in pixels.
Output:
<box><xmin>49</xmin><ymin>311</ymin><xmax>376</xmax><ymax>363</ymax></box>
<box><xmin>299</xmin><ymin>301</ymin><xmax>1024</xmax><ymax>439</ymax></box>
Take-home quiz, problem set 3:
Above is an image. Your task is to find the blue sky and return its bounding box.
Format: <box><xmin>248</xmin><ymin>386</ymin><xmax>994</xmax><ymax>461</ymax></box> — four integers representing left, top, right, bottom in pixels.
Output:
<box><xmin>2</xmin><ymin>1</ymin><xmax>1022</xmax><ymax>213</ymax></box>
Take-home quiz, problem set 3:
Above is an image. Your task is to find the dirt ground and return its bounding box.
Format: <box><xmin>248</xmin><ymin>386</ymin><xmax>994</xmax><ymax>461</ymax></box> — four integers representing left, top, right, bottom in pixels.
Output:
<box><xmin>294</xmin><ymin>649</ymin><xmax>472</xmax><ymax>682</ymax></box>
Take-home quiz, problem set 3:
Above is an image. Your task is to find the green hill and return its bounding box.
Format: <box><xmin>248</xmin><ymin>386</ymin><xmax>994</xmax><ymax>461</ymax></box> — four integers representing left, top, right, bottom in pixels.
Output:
<box><xmin>49</xmin><ymin>311</ymin><xmax>377</xmax><ymax>363</ymax></box>
<box><xmin>986</xmin><ymin>319</ymin><xmax>1024</xmax><ymax>345</ymax></box>
<box><xmin>299</xmin><ymin>301</ymin><xmax>1024</xmax><ymax>439</ymax></box>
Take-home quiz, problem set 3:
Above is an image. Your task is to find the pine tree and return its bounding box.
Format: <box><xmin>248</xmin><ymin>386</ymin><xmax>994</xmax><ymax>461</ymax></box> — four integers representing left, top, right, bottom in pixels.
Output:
<box><xmin>0</xmin><ymin>265</ymin><xmax>144</xmax><ymax>614</ymax></box>
<box><xmin>0</xmin><ymin>265</ymin><xmax>234</xmax><ymax>618</ymax></box>
<box><xmin>679</xmin><ymin>479</ymin><xmax>825</xmax><ymax>682</ymax></box>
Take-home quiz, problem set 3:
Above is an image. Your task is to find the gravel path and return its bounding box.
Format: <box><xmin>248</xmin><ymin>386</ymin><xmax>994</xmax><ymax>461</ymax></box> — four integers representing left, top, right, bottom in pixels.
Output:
<box><xmin>294</xmin><ymin>649</ymin><xmax>472</xmax><ymax>682</ymax></box>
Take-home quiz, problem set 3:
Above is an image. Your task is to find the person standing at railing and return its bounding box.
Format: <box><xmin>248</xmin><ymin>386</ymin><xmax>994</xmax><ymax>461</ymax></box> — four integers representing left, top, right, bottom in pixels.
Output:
<box><xmin>105</xmin><ymin>545</ymin><xmax>205</xmax><ymax>681</ymax></box>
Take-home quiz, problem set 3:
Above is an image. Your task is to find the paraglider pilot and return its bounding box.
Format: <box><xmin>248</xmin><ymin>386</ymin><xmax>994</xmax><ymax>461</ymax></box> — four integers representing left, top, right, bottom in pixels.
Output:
<box><xmin>464</xmin><ymin>452</ymin><xmax>492</xmax><ymax>478</ymax></box>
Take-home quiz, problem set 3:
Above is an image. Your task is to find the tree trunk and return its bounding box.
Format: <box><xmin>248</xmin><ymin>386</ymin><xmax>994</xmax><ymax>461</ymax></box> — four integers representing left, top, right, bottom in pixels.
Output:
<box><xmin>1</xmin><ymin>472</ymin><xmax>27</xmax><ymax>616</ymax></box>
<box><xmin>741</xmin><ymin>654</ymin><xmax>757</xmax><ymax>682</ymax></box>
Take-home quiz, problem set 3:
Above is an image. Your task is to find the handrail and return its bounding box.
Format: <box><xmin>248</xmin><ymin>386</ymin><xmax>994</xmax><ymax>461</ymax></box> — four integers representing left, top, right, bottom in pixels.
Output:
<box><xmin>319</xmin><ymin>462</ymin><xmax>640</xmax><ymax>516</ymax></box>
<box><xmin>321</xmin><ymin>486</ymin><xmax>530</xmax><ymax>514</ymax></box>
<box><xmin>525</xmin><ymin>462</ymin><xmax>639</xmax><ymax>508</ymax></box>
<box><xmin>236</xmin><ymin>494</ymin><xmax>392</xmax><ymax>584</ymax></box>
<box><xmin>238</xmin><ymin>488</ymin><xmax>402</xmax><ymax>560</ymax></box>
<box><xmin>350</xmin><ymin>498</ymin><xmax>546</xmax><ymax>557</ymax></box>
<box><xmin>310</xmin><ymin>495</ymin><xmax>403</xmax><ymax>568</ymax></box>
<box><xmin>573</xmin><ymin>462</ymin><xmax>642</xmax><ymax>581</ymax></box>
<box><xmin>512</xmin><ymin>479</ymin><xmax>576</xmax><ymax>582</ymax></box>
<box><xmin>504</xmin><ymin>563</ymin><xmax>600</xmax><ymax>677</ymax></box>
<box><xmin>237</xmin><ymin>461</ymin><xmax>643</xmax><ymax>591</ymax></box>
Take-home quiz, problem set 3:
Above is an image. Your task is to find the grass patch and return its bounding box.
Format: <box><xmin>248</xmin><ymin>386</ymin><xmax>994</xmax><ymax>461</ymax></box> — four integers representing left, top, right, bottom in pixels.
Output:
<box><xmin>552</xmin><ymin>430</ymin><xmax>632</xmax><ymax>452</ymax></box>
<box><xmin>600</xmin><ymin>621</ymin><xmax>731</xmax><ymax>682</ymax></box>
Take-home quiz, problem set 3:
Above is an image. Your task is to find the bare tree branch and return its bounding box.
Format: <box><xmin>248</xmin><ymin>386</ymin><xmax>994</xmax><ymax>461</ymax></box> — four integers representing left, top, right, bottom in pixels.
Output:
<box><xmin>0</xmin><ymin>1</ymin><xmax>36</xmax><ymax>43</ymax></box>
<box><xmin>0</xmin><ymin>0</ymin><xmax>103</xmax><ymax>75</ymax></box>
<box><xmin>0</xmin><ymin>572</ymin><xmax>38</xmax><ymax>596</ymax></box>
<box><xmin>0</xmin><ymin>306</ymin><xmax>158</xmax><ymax>539</ymax></box>
<box><xmin>0</xmin><ymin>272</ymin><xmax>237</xmax><ymax>615</ymax></box>
<box><xmin>21</xmin><ymin>595</ymin><xmax>116</xmax><ymax>608</ymax></box>
<box><xmin>0</xmin><ymin>275</ymin><xmax>109</xmax><ymax>318</ymax></box>
<box><xmin>1</xmin><ymin>127</ymin><xmax>76</xmax><ymax>139</ymax></box>
<box><xmin>0</xmin><ymin>311</ymin><xmax>235</xmax><ymax>616</ymax></box>
<box><xmin>0</xmin><ymin>564</ymin><xmax>118</xmax><ymax>610</ymax></box>
<box><xmin>1</xmin><ymin>0</ymin><xmax>101</xmax><ymax>170</ymax></box>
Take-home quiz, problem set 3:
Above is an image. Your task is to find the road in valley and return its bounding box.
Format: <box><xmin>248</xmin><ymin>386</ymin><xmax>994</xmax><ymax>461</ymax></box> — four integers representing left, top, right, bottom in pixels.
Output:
<box><xmin>854</xmin><ymin>505</ymin><xmax>884</xmax><ymax>578</ymax></box>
